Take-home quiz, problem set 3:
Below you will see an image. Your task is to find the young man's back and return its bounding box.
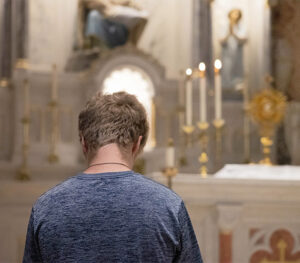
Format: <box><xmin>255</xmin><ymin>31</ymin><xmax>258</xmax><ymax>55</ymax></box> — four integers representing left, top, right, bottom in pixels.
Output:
<box><xmin>23</xmin><ymin>171</ymin><xmax>202</xmax><ymax>263</ymax></box>
<box><xmin>23</xmin><ymin>92</ymin><xmax>203</xmax><ymax>262</ymax></box>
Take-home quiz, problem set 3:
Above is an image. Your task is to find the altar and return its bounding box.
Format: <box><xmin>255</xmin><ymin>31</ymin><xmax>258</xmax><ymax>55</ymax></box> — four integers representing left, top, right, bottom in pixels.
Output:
<box><xmin>0</xmin><ymin>0</ymin><xmax>300</xmax><ymax>262</ymax></box>
<box><xmin>152</xmin><ymin>164</ymin><xmax>300</xmax><ymax>263</ymax></box>
<box><xmin>1</xmin><ymin>165</ymin><xmax>300</xmax><ymax>263</ymax></box>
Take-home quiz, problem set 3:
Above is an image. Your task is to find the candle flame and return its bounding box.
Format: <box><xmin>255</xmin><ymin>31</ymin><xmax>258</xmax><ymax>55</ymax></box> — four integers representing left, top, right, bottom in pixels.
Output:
<box><xmin>214</xmin><ymin>59</ymin><xmax>222</xmax><ymax>70</ymax></box>
<box><xmin>186</xmin><ymin>68</ymin><xmax>193</xmax><ymax>76</ymax></box>
<box><xmin>199</xmin><ymin>62</ymin><xmax>206</xmax><ymax>71</ymax></box>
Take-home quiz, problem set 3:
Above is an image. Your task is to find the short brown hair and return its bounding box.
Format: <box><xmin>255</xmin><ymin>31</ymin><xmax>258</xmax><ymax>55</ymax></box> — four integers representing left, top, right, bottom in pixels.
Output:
<box><xmin>78</xmin><ymin>91</ymin><xmax>149</xmax><ymax>158</ymax></box>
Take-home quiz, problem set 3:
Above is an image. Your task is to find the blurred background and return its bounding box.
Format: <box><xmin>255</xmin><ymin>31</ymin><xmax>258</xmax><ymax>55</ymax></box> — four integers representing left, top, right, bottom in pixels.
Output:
<box><xmin>0</xmin><ymin>0</ymin><xmax>300</xmax><ymax>262</ymax></box>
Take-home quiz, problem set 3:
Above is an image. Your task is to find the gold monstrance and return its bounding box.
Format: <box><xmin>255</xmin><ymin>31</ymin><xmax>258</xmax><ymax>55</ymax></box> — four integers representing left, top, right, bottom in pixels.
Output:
<box><xmin>248</xmin><ymin>77</ymin><xmax>286</xmax><ymax>165</ymax></box>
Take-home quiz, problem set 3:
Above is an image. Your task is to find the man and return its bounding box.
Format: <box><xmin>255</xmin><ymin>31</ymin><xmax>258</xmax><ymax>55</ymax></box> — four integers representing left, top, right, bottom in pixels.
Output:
<box><xmin>23</xmin><ymin>92</ymin><xmax>203</xmax><ymax>262</ymax></box>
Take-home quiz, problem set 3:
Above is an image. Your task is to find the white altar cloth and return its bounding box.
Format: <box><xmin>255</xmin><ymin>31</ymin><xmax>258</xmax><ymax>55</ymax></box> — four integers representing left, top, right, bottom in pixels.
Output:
<box><xmin>215</xmin><ymin>164</ymin><xmax>300</xmax><ymax>181</ymax></box>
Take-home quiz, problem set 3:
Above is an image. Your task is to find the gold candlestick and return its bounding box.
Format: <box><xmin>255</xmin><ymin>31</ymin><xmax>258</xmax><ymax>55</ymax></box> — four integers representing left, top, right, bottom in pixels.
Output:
<box><xmin>259</xmin><ymin>136</ymin><xmax>273</xmax><ymax>165</ymax></box>
<box><xmin>197</xmin><ymin>121</ymin><xmax>209</xmax><ymax>178</ymax></box>
<box><xmin>213</xmin><ymin>119</ymin><xmax>225</xmax><ymax>166</ymax></box>
<box><xmin>48</xmin><ymin>100</ymin><xmax>59</xmax><ymax>163</ymax></box>
<box><xmin>182</xmin><ymin>125</ymin><xmax>195</xmax><ymax>147</ymax></box>
<box><xmin>16</xmin><ymin>79</ymin><xmax>31</xmax><ymax>181</ymax></box>
<box><xmin>48</xmin><ymin>64</ymin><xmax>60</xmax><ymax>163</ymax></box>
<box><xmin>162</xmin><ymin>167</ymin><xmax>178</xmax><ymax>189</ymax></box>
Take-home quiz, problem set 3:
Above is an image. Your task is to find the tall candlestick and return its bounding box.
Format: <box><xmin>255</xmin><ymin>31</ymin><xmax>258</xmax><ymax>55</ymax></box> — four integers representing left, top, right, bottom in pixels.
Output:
<box><xmin>51</xmin><ymin>64</ymin><xmax>58</xmax><ymax>101</ymax></box>
<box><xmin>185</xmin><ymin>68</ymin><xmax>193</xmax><ymax>126</ymax></box>
<box><xmin>48</xmin><ymin>64</ymin><xmax>59</xmax><ymax>163</ymax></box>
<box><xmin>24</xmin><ymin>79</ymin><xmax>30</xmax><ymax>117</ymax></box>
<box><xmin>166</xmin><ymin>138</ymin><xmax>175</xmax><ymax>167</ymax></box>
<box><xmin>17</xmin><ymin>78</ymin><xmax>31</xmax><ymax>181</ymax></box>
<box><xmin>199</xmin><ymin>62</ymin><xmax>207</xmax><ymax>123</ymax></box>
<box><xmin>214</xmin><ymin>59</ymin><xmax>222</xmax><ymax>120</ymax></box>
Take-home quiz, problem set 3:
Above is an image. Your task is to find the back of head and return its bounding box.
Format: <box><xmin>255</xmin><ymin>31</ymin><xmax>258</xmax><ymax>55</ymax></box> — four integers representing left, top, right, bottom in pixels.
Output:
<box><xmin>78</xmin><ymin>91</ymin><xmax>149</xmax><ymax>159</ymax></box>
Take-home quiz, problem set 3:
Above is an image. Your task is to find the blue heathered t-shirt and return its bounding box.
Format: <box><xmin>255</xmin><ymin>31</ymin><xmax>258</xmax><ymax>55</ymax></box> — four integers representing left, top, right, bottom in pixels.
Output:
<box><xmin>23</xmin><ymin>171</ymin><xmax>203</xmax><ymax>263</ymax></box>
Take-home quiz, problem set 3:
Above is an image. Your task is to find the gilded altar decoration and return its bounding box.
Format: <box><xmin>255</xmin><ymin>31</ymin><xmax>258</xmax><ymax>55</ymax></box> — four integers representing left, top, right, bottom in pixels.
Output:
<box><xmin>249</xmin><ymin>78</ymin><xmax>287</xmax><ymax>164</ymax></box>
<box><xmin>249</xmin><ymin>88</ymin><xmax>286</xmax><ymax>134</ymax></box>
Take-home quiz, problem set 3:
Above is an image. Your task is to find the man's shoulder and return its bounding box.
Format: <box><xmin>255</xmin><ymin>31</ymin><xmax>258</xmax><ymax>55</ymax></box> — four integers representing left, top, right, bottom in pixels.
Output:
<box><xmin>133</xmin><ymin>173</ymin><xmax>183</xmax><ymax>204</ymax></box>
<box><xmin>33</xmin><ymin>177</ymin><xmax>75</xmax><ymax>209</ymax></box>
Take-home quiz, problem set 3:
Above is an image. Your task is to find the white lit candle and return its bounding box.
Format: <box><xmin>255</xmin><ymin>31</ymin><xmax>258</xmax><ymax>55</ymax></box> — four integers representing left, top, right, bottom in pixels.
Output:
<box><xmin>51</xmin><ymin>64</ymin><xmax>58</xmax><ymax>101</ymax></box>
<box><xmin>198</xmin><ymin>62</ymin><xmax>206</xmax><ymax>123</ymax></box>
<box><xmin>166</xmin><ymin>138</ymin><xmax>175</xmax><ymax>167</ymax></box>
<box><xmin>185</xmin><ymin>68</ymin><xmax>193</xmax><ymax>126</ymax></box>
<box><xmin>214</xmin><ymin>59</ymin><xmax>222</xmax><ymax>120</ymax></box>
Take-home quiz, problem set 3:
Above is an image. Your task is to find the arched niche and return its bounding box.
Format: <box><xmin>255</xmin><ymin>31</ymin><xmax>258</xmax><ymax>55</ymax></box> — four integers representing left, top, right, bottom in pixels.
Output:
<box><xmin>84</xmin><ymin>47</ymin><xmax>167</xmax><ymax>150</ymax></box>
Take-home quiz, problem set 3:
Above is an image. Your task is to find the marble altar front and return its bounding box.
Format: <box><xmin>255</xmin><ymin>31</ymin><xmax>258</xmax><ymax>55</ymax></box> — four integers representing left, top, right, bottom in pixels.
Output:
<box><xmin>152</xmin><ymin>164</ymin><xmax>300</xmax><ymax>263</ymax></box>
<box><xmin>1</xmin><ymin>165</ymin><xmax>300</xmax><ymax>263</ymax></box>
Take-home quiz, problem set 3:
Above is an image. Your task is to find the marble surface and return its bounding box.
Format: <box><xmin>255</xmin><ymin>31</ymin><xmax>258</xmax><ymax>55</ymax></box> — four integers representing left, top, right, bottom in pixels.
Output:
<box><xmin>1</xmin><ymin>166</ymin><xmax>300</xmax><ymax>263</ymax></box>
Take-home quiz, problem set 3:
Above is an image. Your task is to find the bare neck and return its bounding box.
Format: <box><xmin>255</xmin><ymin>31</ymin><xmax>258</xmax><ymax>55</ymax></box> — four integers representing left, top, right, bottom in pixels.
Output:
<box><xmin>84</xmin><ymin>143</ymin><xmax>133</xmax><ymax>174</ymax></box>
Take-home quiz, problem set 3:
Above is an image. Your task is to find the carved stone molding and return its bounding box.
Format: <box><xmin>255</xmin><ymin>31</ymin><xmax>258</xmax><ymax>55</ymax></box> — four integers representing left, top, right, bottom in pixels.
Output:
<box><xmin>217</xmin><ymin>204</ymin><xmax>243</xmax><ymax>233</ymax></box>
<box><xmin>82</xmin><ymin>45</ymin><xmax>167</xmax><ymax>99</ymax></box>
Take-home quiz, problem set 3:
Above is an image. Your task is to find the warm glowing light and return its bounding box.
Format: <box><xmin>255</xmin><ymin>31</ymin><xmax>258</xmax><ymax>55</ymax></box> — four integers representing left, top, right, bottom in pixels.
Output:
<box><xmin>186</xmin><ymin>68</ymin><xmax>192</xmax><ymax>76</ymax></box>
<box><xmin>214</xmin><ymin>59</ymin><xmax>222</xmax><ymax>70</ymax></box>
<box><xmin>103</xmin><ymin>66</ymin><xmax>154</xmax><ymax>150</ymax></box>
<box><xmin>103</xmin><ymin>67</ymin><xmax>154</xmax><ymax>105</ymax></box>
<box><xmin>198</xmin><ymin>62</ymin><xmax>206</xmax><ymax>71</ymax></box>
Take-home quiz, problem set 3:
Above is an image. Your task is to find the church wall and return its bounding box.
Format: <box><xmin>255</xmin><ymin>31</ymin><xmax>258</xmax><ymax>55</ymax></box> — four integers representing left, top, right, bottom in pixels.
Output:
<box><xmin>28</xmin><ymin>0</ymin><xmax>78</xmax><ymax>70</ymax></box>
<box><xmin>138</xmin><ymin>0</ymin><xmax>193</xmax><ymax>80</ymax></box>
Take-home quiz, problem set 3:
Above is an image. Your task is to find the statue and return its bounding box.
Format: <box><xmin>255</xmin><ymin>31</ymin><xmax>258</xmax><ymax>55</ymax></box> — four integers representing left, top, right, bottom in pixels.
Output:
<box><xmin>220</xmin><ymin>9</ymin><xmax>247</xmax><ymax>90</ymax></box>
<box><xmin>77</xmin><ymin>0</ymin><xmax>148</xmax><ymax>50</ymax></box>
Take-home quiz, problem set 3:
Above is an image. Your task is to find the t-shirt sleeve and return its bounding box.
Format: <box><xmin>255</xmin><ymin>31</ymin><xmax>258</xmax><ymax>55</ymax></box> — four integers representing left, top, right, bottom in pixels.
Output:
<box><xmin>23</xmin><ymin>208</ymin><xmax>43</xmax><ymax>263</ymax></box>
<box><xmin>175</xmin><ymin>201</ymin><xmax>203</xmax><ymax>263</ymax></box>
